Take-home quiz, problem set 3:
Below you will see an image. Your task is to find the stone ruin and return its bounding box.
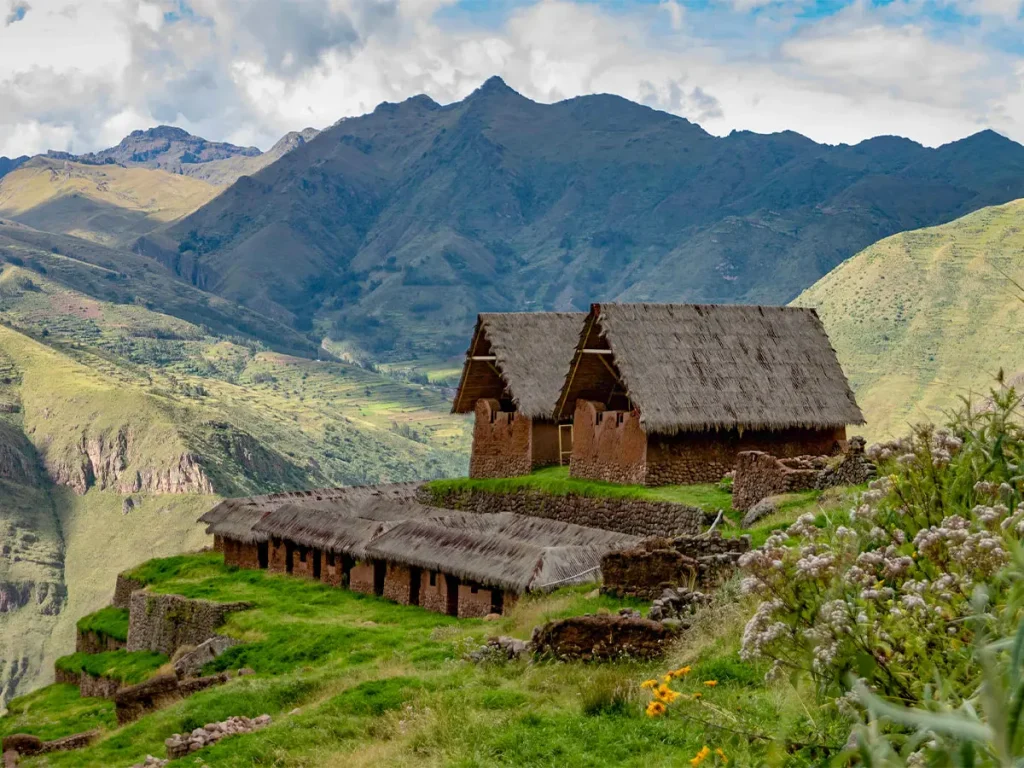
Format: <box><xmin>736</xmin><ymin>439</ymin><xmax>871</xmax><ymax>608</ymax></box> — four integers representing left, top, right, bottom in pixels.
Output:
<box><xmin>164</xmin><ymin>714</ymin><xmax>271</xmax><ymax>759</ymax></box>
<box><xmin>532</xmin><ymin>613</ymin><xmax>676</xmax><ymax>661</ymax></box>
<box><xmin>600</xmin><ymin>531</ymin><xmax>751</xmax><ymax>600</ymax></box>
<box><xmin>731</xmin><ymin>436</ymin><xmax>875</xmax><ymax>513</ymax></box>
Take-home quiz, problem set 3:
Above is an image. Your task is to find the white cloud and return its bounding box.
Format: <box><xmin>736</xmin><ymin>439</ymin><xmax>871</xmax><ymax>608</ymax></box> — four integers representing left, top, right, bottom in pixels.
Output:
<box><xmin>0</xmin><ymin>0</ymin><xmax>1023</xmax><ymax>157</ymax></box>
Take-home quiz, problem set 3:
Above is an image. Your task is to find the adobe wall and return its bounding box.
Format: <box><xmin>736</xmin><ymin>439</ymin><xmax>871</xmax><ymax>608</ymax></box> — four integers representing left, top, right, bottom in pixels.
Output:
<box><xmin>417</xmin><ymin>486</ymin><xmax>706</xmax><ymax>538</ymax></box>
<box><xmin>223</xmin><ymin>539</ymin><xmax>261</xmax><ymax>570</ymax></box>
<box><xmin>213</xmin><ymin>535</ymin><xmax>225</xmax><ymax>553</ymax></box>
<box><xmin>469</xmin><ymin>399</ymin><xmax>533</xmax><ymax>478</ymax></box>
<box><xmin>383</xmin><ymin>563</ymin><xmax>413</xmax><ymax>605</ymax></box>
<box><xmin>457</xmin><ymin>584</ymin><xmax>494</xmax><ymax>618</ymax></box>
<box><xmin>126</xmin><ymin>592</ymin><xmax>250</xmax><ymax>656</ymax></box>
<box><xmin>113</xmin><ymin>574</ymin><xmax>145</xmax><ymax>610</ymax></box>
<box><xmin>291</xmin><ymin>546</ymin><xmax>317</xmax><ymax>579</ymax></box>
<box><xmin>569</xmin><ymin>401</ymin><xmax>647</xmax><ymax>485</ymax></box>
<box><xmin>419</xmin><ymin>571</ymin><xmax>450</xmax><ymax>614</ymax></box>
<box><xmin>530</xmin><ymin>420</ymin><xmax>562</xmax><ymax>468</ymax></box>
<box><xmin>645</xmin><ymin>427</ymin><xmax>846</xmax><ymax>486</ymax></box>
<box><xmin>602</xmin><ymin>532</ymin><xmax>752</xmax><ymax>599</ymax></box>
<box><xmin>349</xmin><ymin>561</ymin><xmax>376</xmax><ymax>595</ymax></box>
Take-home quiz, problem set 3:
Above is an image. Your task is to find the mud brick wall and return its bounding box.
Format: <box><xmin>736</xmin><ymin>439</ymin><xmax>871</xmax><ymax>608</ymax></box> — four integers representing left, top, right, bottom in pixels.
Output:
<box><xmin>113</xmin><ymin>574</ymin><xmax>145</xmax><ymax>610</ymax></box>
<box><xmin>569</xmin><ymin>401</ymin><xmax>648</xmax><ymax>485</ymax></box>
<box><xmin>417</xmin><ymin>485</ymin><xmax>707</xmax><ymax>539</ymax></box>
<box><xmin>470</xmin><ymin>399</ymin><xmax>533</xmax><ymax>478</ymax></box>
<box><xmin>602</xmin><ymin>532</ymin><xmax>752</xmax><ymax>599</ymax></box>
<box><xmin>268</xmin><ymin>539</ymin><xmax>288</xmax><ymax>574</ymax></box>
<box><xmin>349</xmin><ymin>561</ymin><xmax>375</xmax><ymax>595</ymax></box>
<box><xmin>223</xmin><ymin>539</ymin><xmax>262</xmax><ymax>570</ymax></box>
<box><xmin>126</xmin><ymin>592</ymin><xmax>250</xmax><ymax>656</ymax></box>
<box><xmin>291</xmin><ymin>545</ymin><xmax>317</xmax><ymax>579</ymax></box>
<box><xmin>383</xmin><ymin>563</ymin><xmax>413</xmax><ymax>604</ymax></box>
<box><xmin>532</xmin><ymin>615</ymin><xmax>673</xmax><ymax>661</ymax></box>
<box><xmin>321</xmin><ymin>551</ymin><xmax>344</xmax><ymax>587</ymax></box>
<box><xmin>457</xmin><ymin>584</ymin><xmax>494</xmax><ymax>618</ymax></box>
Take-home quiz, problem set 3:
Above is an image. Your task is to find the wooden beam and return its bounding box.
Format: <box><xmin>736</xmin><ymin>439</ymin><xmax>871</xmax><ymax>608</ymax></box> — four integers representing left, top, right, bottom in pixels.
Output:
<box><xmin>557</xmin><ymin>314</ymin><xmax>597</xmax><ymax>419</ymax></box>
<box><xmin>470</xmin><ymin>355</ymin><xmax>497</xmax><ymax>361</ymax></box>
<box><xmin>581</xmin><ymin>349</ymin><xmax>613</xmax><ymax>354</ymax></box>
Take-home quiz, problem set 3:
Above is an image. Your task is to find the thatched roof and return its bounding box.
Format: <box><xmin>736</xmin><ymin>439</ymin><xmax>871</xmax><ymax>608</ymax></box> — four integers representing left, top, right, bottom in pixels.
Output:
<box><xmin>452</xmin><ymin>312</ymin><xmax>585</xmax><ymax>419</ymax></box>
<box><xmin>364</xmin><ymin>513</ymin><xmax>639</xmax><ymax>593</ymax></box>
<box><xmin>198</xmin><ymin>483</ymin><xmax>422</xmax><ymax>544</ymax></box>
<box><xmin>557</xmin><ymin>303</ymin><xmax>864</xmax><ymax>434</ymax></box>
<box><xmin>252</xmin><ymin>504</ymin><xmax>394</xmax><ymax>560</ymax></box>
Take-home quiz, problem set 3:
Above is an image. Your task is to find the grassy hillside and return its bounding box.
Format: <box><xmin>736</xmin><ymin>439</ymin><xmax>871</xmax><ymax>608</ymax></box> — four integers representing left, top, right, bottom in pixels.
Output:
<box><xmin>0</xmin><ymin>159</ymin><xmax>220</xmax><ymax>247</ymax></box>
<box><xmin>0</xmin><ymin>263</ymin><xmax>469</xmax><ymax>705</ymax></box>
<box><xmin>793</xmin><ymin>198</ymin><xmax>1024</xmax><ymax>438</ymax></box>
<box><xmin>1</xmin><ymin>546</ymin><xmax>849</xmax><ymax>767</ymax></box>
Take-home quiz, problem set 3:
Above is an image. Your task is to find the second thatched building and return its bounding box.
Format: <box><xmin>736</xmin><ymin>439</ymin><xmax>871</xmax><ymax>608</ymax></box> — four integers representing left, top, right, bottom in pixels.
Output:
<box><xmin>555</xmin><ymin>303</ymin><xmax>865</xmax><ymax>486</ymax></box>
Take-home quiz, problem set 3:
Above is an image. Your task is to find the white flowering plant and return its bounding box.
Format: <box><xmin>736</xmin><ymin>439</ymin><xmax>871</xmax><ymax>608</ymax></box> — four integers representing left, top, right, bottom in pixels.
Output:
<box><xmin>739</xmin><ymin>385</ymin><xmax>1024</xmax><ymax>713</ymax></box>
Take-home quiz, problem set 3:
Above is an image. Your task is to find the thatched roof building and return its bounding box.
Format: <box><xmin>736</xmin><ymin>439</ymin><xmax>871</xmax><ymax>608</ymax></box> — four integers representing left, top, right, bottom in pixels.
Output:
<box><xmin>364</xmin><ymin>514</ymin><xmax>639</xmax><ymax>593</ymax></box>
<box><xmin>557</xmin><ymin>303</ymin><xmax>864</xmax><ymax>433</ymax></box>
<box><xmin>452</xmin><ymin>312</ymin><xmax>585</xmax><ymax>418</ymax></box>
<box><xmin>556</xmin><ymin>303</ymin><xmax>864</xmax><ymax>486</ymax></box>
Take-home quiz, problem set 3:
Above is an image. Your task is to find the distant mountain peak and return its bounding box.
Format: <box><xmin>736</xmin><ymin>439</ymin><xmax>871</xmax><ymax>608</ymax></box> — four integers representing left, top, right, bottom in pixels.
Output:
<box><xmin>469</xmin><ymin>75</ymin><xmax>522</xmax><ymax>100</ymax></box>
<box><xmin>127</xmin><ymin>125</ymin><xmax>195</xmax><ymax>141</ymax></box>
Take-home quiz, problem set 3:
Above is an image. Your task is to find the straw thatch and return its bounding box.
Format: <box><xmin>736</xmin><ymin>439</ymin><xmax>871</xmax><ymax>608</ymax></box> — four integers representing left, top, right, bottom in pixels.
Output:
<box><xmin>364</xmin><ymin>514</ymin><xmax>640</xmax><ymax>593</ymax></box>
<box><xmin>559</xmin><ymin>303</ymin><xmax>864</xmax><ymax>434</ymax></box>
<box><xmin>198</xmin><ymin>483</ymin><xmax>422</xmax><ymax>544</ymax></box>
<box><xmin>252</xmin><ymin>504</ymin><xmax>394</xmax><ymax>560</ymax></box>
<box><xmin>452</xmin><ymin>312</ymin><xmax>585</xmax><ymax>419</ymax></box>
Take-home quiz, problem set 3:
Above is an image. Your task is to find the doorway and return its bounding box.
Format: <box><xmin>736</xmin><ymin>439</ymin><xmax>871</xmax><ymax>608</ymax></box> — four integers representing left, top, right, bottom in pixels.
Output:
<box><xmin>446</xmin><ymin>575</ymin><xmax>460</xmax><ymax>617</ymax></box>
<box><xmin>313</xmin><ymin>549</ymin><xmax>322</xmax><ymax>580</ymax></box>
<box><xmin>285</xmin><ymin>542</ymin><xmax>294</xmax><ymax>574</ymax></box>
<box><xmin>373</xmin><ymin>561</ymin><xmax>386</xmax><ymax>597</ymax></box>
<box><xmin>257</xmin><ymin>542</ymin><xmax>269</xmax><ymax>569</ymax></box>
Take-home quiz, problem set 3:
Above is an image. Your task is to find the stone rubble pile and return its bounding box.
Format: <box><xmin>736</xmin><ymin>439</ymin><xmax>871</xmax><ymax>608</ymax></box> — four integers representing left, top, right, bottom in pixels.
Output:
<box><xmin>164</xmin><ymin>714</ymin><xmax>271</xmax><ymax>759</ymax></box>
<box><xmin>647</xmin><ymin>587</ymin><xmax>711</xmax><ymax>623</ymax></box>
<box><xmin>128</xmin><ymin>756</ymin><xmax>168</xmax><ymax>768</ymax></box>
<box><xmin>466</xmin><ymin>635</ymin><xmax>531</xmax><ymax>662</ymax></box>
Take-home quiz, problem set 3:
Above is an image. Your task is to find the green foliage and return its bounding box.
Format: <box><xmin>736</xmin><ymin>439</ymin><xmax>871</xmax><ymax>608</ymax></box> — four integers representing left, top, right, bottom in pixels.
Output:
<box><xmin>75</xmin><ymin>607</ymin><xmax>129</xmax><ymax>643</ymax></box>
<box><xmin>54</xmin><ymin>650</ymin><xmax>167</xmax><ymax>685</ymax></box>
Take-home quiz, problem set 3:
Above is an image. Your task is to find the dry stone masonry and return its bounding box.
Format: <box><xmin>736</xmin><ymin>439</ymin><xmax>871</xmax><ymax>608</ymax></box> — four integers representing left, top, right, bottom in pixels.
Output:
<box><xmin>532</xmin><ymin>614</ymin><xmax>675</xmax><ymax>661</ymax></box>
<box><xmin>164</xmin><ymin>714</ymin><xmax>271</xmax><ymax>759</ymax></box>
<box><xmin>126</xmin><ymin>592</ymin><xmax>250</xmax><ymax>656</ymax></box>
<box><xmin>417</xmin><ymin>485</ymin><xmax>708</xmax><ymax>538</ymax></box>
<box><xmin>601</xmin><ymin>532</ymin><xmax>751</xmax><ymax>599</ymax></box>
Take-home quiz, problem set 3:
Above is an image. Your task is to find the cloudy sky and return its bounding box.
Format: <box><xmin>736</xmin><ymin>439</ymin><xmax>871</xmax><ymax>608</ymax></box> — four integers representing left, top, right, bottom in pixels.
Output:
<box><xmin>1</xmin><ymin>0</ymin><xmax>1023</xmax><ymax>157</ymax></box>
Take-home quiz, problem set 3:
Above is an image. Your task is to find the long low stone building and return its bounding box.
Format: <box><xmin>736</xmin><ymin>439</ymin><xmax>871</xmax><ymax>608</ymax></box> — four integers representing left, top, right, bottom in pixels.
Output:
<box><xmin>197</xmin><ymin>484</ymin><xmax>639</xmax><ymax>618</ymax></box>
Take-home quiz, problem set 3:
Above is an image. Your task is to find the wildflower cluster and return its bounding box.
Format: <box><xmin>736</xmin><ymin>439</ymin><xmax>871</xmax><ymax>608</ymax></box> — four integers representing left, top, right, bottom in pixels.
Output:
<box><xmin>640</xmin><ymin>667</ymin><xmax>728</xmax><ymax>763</ymax></box>
<box><xmin>739</xmin><ymin>391</ymin><xmax>1024</xmax><ymax>709</ymax></box>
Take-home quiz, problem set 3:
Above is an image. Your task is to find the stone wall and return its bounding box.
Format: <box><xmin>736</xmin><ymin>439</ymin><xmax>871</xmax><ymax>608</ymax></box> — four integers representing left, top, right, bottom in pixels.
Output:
<box><xmin>732</xmin><ymin>437</ymin><xmax>875</xmax><ymax>512</ymax></box>
<box><xmin>383</xmin><ymin>563</ymin><xmax>413</xmax><ymax>604</ymax></box>
<box><xmin>417</xmin><ymin>486</ymin><xmax>707</xmax><ymax>539</ymax></box>
<box><xmin>419</xmin><ymin>570</ymin><xmax>450</xmax><ymax>614</ymax></box>
<box><xmin>79</xmin><ymin>672</ymin><xmax>122</xmax><ymax>699</ymax></box>
<box><xmin>645</xmin><ymin>427</ymin><xmax>847</xmax><ymax>487</ymax></box>
<box><xmin>457</xmin><ymin>583</ymin><xmax>494</xmax><ymax>618</ymax></box>
<box><xmin>76</xmin><ymin>629</ymin><xmax>126</xmax><ymax>654</ymax></box>
<box><xmin>223</xmin><ymin>539</ymin><xmax>262</xmax><ymax>570</ymax></box>
<box><xmin>532</xmin><ymin>615</ymin><xmax>674</xmax><ymax>661</ymax></box>
<box><xmin>469</xmin><ymin>399</ymin><xmax>533</xmax><ymax>478</ymax></box>
<box><xmin>113</xmin><ymin>574</ymin><xmax>145</xmax><ymax>609</ymax></box>
<box><xmin>569</xmin><ymin>401</ymin><xmax>648</xmax><ymax>485</ymax></box>
<box><xmin>126</xmin><ymin>592</ymin><xmax>250</xmax><ymax>656</ymax></box>
<box><xmin>602</xmin><ymin>532</ymin><xmax>751</xmax><ymax>599</ymax></box>
<box><xmin>114</xmin><ymin>672</ymin><xmax>230</xmax><ymax>725</ymax></box>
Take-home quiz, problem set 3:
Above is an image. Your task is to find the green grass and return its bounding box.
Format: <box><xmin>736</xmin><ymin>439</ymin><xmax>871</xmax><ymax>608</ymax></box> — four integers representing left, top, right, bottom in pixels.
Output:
<box><xmin>3</xmin><ymin>551</ymin><xmax>851</xmax><ymax>767</ymax></box>
<box><xmin>0</xmin><ymin>684</ymin><xmax>115</xmax><ymax>741</ymax></box>
<box><xmin>54</xmin><ymin>650</ymin><xmax>168</xmax><ymax>685</ymax></box>
<box><xmin>424</xmin><ymin>466</ymin><xmax>734</xmax><ymax>513</ymax></box>
<box><xmin>75</xmin><ymin>607</ymin><xmax>129</xmax><ymax>643</ymax></box>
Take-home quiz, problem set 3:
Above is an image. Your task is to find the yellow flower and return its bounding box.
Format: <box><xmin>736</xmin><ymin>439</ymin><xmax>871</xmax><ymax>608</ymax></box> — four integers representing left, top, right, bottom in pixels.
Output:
<box><xmin>703</xmin><ymin>680</ymin><xmax>718</xmax><ymax>687</ymax></box>
<box><xmin>692</xmin><ymin>692</ymin><xmax>703</xmax><ymax>699</ymax></box>
<box><xmin>645</xmin><ymin>701</ymin><xmax>666</xmax><ymax>717</ymax></box>
<box><xmin>715</xmin><ymin>747</ymin><xmax>728</xmax><ymax>764</ymax></box>
<box><xmin>640</xmin><ymin>679</ymin><xmax>658</xmax><ymax>690</ymax></box>
<box><xmin>663</xmin><ymin>675</ymin><xmax>674</xmax><ymax>684</ymax></box>
<box><xmin>690</xmin><ymin>745</ymin><xmax>711</xmax><ymax>766</ymax></box>
<box><xmin>674</xmin><ymin>665</ymin><xmax>692</xmax><ymax>677</ymax></box>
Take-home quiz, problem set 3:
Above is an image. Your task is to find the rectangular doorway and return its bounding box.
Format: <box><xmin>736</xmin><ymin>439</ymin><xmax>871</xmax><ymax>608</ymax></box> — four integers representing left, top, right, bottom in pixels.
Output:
<box><xmin>285</xmin><ymin>542</ymin><xmax>294</xmax><ymax>574</ymax></box>
<box><xmin>446</xmin><ymin>575</ymin><xmax>459</xmax><ymax>617</ymax></box>
<box><xmin>257</xmin><ymin>542</ymin><xmax>269</xmax><ymax>569</ymax></box>
<box><xmin>373</xmin><ymin>561</ymin><xmax>386</xmax><ymax>597</ymax></box>
<box><xmin>409</xmin><ymin>567</ymin><xmax>421</xmax><ymax>607</ymax></box>
<box><xmin>313</xmin><ymin>549</ymin><xmax>322</xmax><ymax>580</ymax></box>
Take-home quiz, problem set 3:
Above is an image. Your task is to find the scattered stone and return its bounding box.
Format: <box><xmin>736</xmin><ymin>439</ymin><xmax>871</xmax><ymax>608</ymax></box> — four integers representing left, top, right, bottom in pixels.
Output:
<box><xmin>164</xmin><ymin>715</ymin><xmax>271</xmax><ymax>759</ymax></box>
<box><xmin>2</xmin><ymin>750</ymin><xmax>19</xmax><ymax>768</ymax></box>
<box><xmin>618</xmin><ymin>607</ymin><xmax>643</xmax><ymax>620</ymax></box>
<box><xmin>483</xmin><ymin>613</ymin><xmax>501</xmax><ymax>622</ymax></box>
<box><xmin>172</xmin><ymin>634</ymin><xmax>239</xmax><ymax>679</ymax></box>
<box><xmin>466</xmin><ymin>635</ymin><xmax>531</xmax><ymax>662</ymax></box>
<box><xmin>237</xmin><ymin>667</ymin><xmax>255</xmax><ymax>676</ymax></box>
<box><xmin>648</xmin><ymin>587</ymin><xmax>711</xmax><ymax>623</ymax></box>
<box><xmin>122</xmin><ymin>497</ymin><xmax>136</xmax><ymax>515</ymax></box>
<box><xmin>741</xmin><ymin>495</ymin><xmax>782</xmax><ymax>528</ymax></box>
<box><xmin>128</xmin><ymin>756</ymin><xmax>167</xmax><ymax>768</ymax></box>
